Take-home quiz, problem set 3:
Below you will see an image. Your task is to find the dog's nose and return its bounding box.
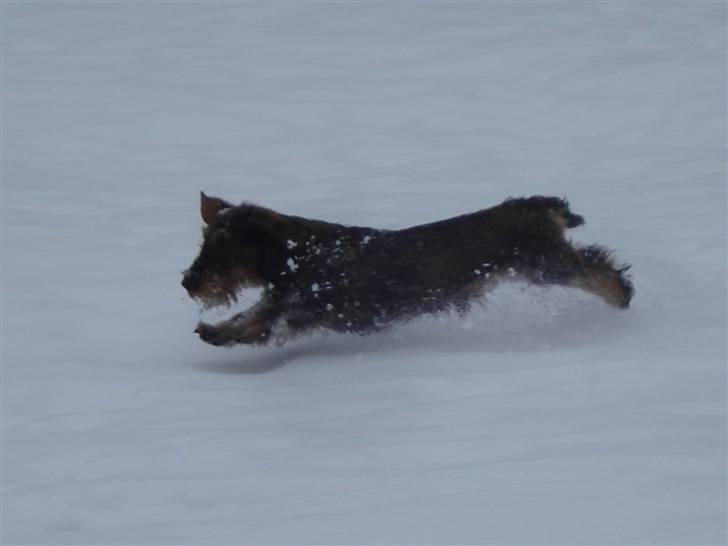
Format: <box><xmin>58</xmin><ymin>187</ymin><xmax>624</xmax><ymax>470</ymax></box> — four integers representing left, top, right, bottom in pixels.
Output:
<box><xmin>181</xmin><ymin>271</ymin><xmax>199</xmax><ymax>292</ymax></box>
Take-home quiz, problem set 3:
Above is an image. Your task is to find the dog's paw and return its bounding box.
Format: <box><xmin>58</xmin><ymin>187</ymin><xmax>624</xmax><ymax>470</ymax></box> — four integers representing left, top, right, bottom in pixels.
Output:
<box><xmin>616</xmin><ymin>272</ymin><xmax>634</xmax><ymax>309</ymax></box>
<box><xmin>195</xmin><ymin>322</ymin><xmax>234</xmax><ymax>347</ymax></box>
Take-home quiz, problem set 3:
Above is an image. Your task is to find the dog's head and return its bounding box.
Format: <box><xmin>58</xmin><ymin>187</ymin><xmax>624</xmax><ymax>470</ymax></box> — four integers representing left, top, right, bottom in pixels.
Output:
<box><xmin>181</xmin><ymin>192</ymin><xmax>288</xmax><ymax>307</ymax></box>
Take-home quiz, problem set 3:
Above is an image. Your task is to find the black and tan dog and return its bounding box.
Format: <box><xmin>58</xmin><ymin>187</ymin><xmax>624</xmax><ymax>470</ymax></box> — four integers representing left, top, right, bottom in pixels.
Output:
<box><xmin>182</xmin><ymin>192</ymin><xmax>633</xmax><ymax>347</ymax></box>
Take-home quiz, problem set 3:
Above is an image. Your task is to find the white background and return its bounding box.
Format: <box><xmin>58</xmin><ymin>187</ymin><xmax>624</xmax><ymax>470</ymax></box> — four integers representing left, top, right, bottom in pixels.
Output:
<box><xmin>2</xmin><ymin>2</ymin><xmax>726</xmax><ymax>544</ymax></box>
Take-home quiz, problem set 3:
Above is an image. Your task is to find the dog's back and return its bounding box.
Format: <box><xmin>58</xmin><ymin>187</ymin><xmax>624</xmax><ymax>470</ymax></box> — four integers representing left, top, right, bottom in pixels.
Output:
<box><xmin>287</xmin><ymin>197</ymin><xmax>599</xmax><ymax>333</ymax></box>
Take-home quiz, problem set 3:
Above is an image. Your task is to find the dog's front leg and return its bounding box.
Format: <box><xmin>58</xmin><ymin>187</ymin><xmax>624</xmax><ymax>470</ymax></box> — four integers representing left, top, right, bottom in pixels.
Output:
<box><xmin>195</xmin><ymin>302</ymin><xmax>281</xmax><ymax>347</ymax></box>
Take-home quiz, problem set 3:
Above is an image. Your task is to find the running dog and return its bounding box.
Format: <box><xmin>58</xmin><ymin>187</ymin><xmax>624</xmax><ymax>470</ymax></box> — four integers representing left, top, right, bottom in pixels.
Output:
<box><xmin>182</xmin><ymin>193</ymin><xmax>633</xmax><ymax>347</ymax></box>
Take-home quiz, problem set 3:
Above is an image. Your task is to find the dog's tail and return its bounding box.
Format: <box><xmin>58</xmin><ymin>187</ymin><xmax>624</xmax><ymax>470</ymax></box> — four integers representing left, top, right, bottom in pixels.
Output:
<box><xmin>548</xmin><ymin>197</ymin><xmax>585</xmax><ymax>229</ymax></box>
<box><xmin>505</xmin><ymin>196</ymin><xmax>585</xmax><ymax>229</ymax></box>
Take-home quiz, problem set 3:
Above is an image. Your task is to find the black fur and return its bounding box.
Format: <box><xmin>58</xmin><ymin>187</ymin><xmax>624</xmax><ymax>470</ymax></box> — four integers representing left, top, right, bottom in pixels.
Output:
<box><xmin>182</xmin><ymin>195</ymin><xmax>633</xmax><ymax>347</ymax></box>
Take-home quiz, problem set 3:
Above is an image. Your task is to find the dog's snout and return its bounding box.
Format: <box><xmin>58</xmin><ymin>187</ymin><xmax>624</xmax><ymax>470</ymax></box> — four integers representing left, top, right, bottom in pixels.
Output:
<box><xmin>181</xmin><ymin>271</ymin><xmax>200</xmax><ymax>292</ymax></box>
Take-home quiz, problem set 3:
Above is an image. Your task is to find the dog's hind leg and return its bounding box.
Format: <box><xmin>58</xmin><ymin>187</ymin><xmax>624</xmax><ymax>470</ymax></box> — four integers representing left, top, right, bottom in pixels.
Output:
<box><xmin>569</xmin><ymin>244</ymin><xmax>634</xmax><ymax>309</ymax></box>
<box><xmin>522</xmin><ymin>242</ymin><xmax>633</xmax><ymax>309</ymax></box>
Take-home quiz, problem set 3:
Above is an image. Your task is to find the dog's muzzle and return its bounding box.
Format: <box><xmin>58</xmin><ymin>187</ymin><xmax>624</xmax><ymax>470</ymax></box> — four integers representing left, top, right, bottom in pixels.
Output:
<box><xmin>181</xmin><ymin>270</ymin><xmax>200</xmax><ymax>295</ymax></box>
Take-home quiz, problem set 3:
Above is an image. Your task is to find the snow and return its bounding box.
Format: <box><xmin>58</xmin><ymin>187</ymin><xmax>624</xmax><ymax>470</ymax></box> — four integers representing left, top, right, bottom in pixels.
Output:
<box><xmin>2</xmin><ymin>2</ymin><xmax>726</xmax><ymax>544</ymax></box>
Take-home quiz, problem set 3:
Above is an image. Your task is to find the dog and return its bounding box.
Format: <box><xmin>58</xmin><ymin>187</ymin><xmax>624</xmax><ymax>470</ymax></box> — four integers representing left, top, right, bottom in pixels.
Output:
<box><xmin>182</xmin><ymin>192</ymin><xmax>633</xmax><ymax>347</ymax></box>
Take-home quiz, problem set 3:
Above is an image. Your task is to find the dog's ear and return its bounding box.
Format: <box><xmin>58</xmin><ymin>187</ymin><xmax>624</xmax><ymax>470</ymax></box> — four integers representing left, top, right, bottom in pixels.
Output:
<box><xmin>200</xmin><ymin>192</ymin><xmax>232</xmax><ymax>225</ymax></box>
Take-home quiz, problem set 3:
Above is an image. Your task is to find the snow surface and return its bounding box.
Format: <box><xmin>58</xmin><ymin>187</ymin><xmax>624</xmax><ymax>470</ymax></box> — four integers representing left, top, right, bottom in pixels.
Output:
<box><xmin>2</xmin><ymin>2</ymin><xmax>726</xmax><ymax>544</ymax></box>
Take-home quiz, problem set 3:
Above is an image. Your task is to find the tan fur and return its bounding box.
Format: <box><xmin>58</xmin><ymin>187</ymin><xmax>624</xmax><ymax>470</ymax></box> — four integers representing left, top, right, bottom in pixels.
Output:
<box><xmin>572</xmin><ymin>271</ymin><xmax>630</xmax><ymax>308</ymax></box>
<box><xmin>200</xmin><ymin>192</ymin><xmax>229</xmax><ymax>225</ymax></box>
<box><xmin>549</xmin><ymin>209</ymin><xmax>569</xmax><ymax>230</ymax></box>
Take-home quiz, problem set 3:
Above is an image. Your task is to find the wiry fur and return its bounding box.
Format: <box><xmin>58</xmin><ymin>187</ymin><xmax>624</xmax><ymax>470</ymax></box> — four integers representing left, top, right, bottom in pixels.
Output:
<box><xmin>182</xmin><ymin>193</ymin><xmax>633</xmax><ymax>347</ymax></box>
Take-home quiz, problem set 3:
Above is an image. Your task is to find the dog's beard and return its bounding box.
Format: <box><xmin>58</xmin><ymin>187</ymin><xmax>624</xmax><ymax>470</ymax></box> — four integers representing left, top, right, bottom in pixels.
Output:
<box><xmin>193</xmin><ymin>283</ymin><xmax>239</xmax><ymax>310</ymax></box>
<box><xmin>191</xmin><ymin>270</ymin><xmax>266</xmax><ymax>321</ymax></box>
